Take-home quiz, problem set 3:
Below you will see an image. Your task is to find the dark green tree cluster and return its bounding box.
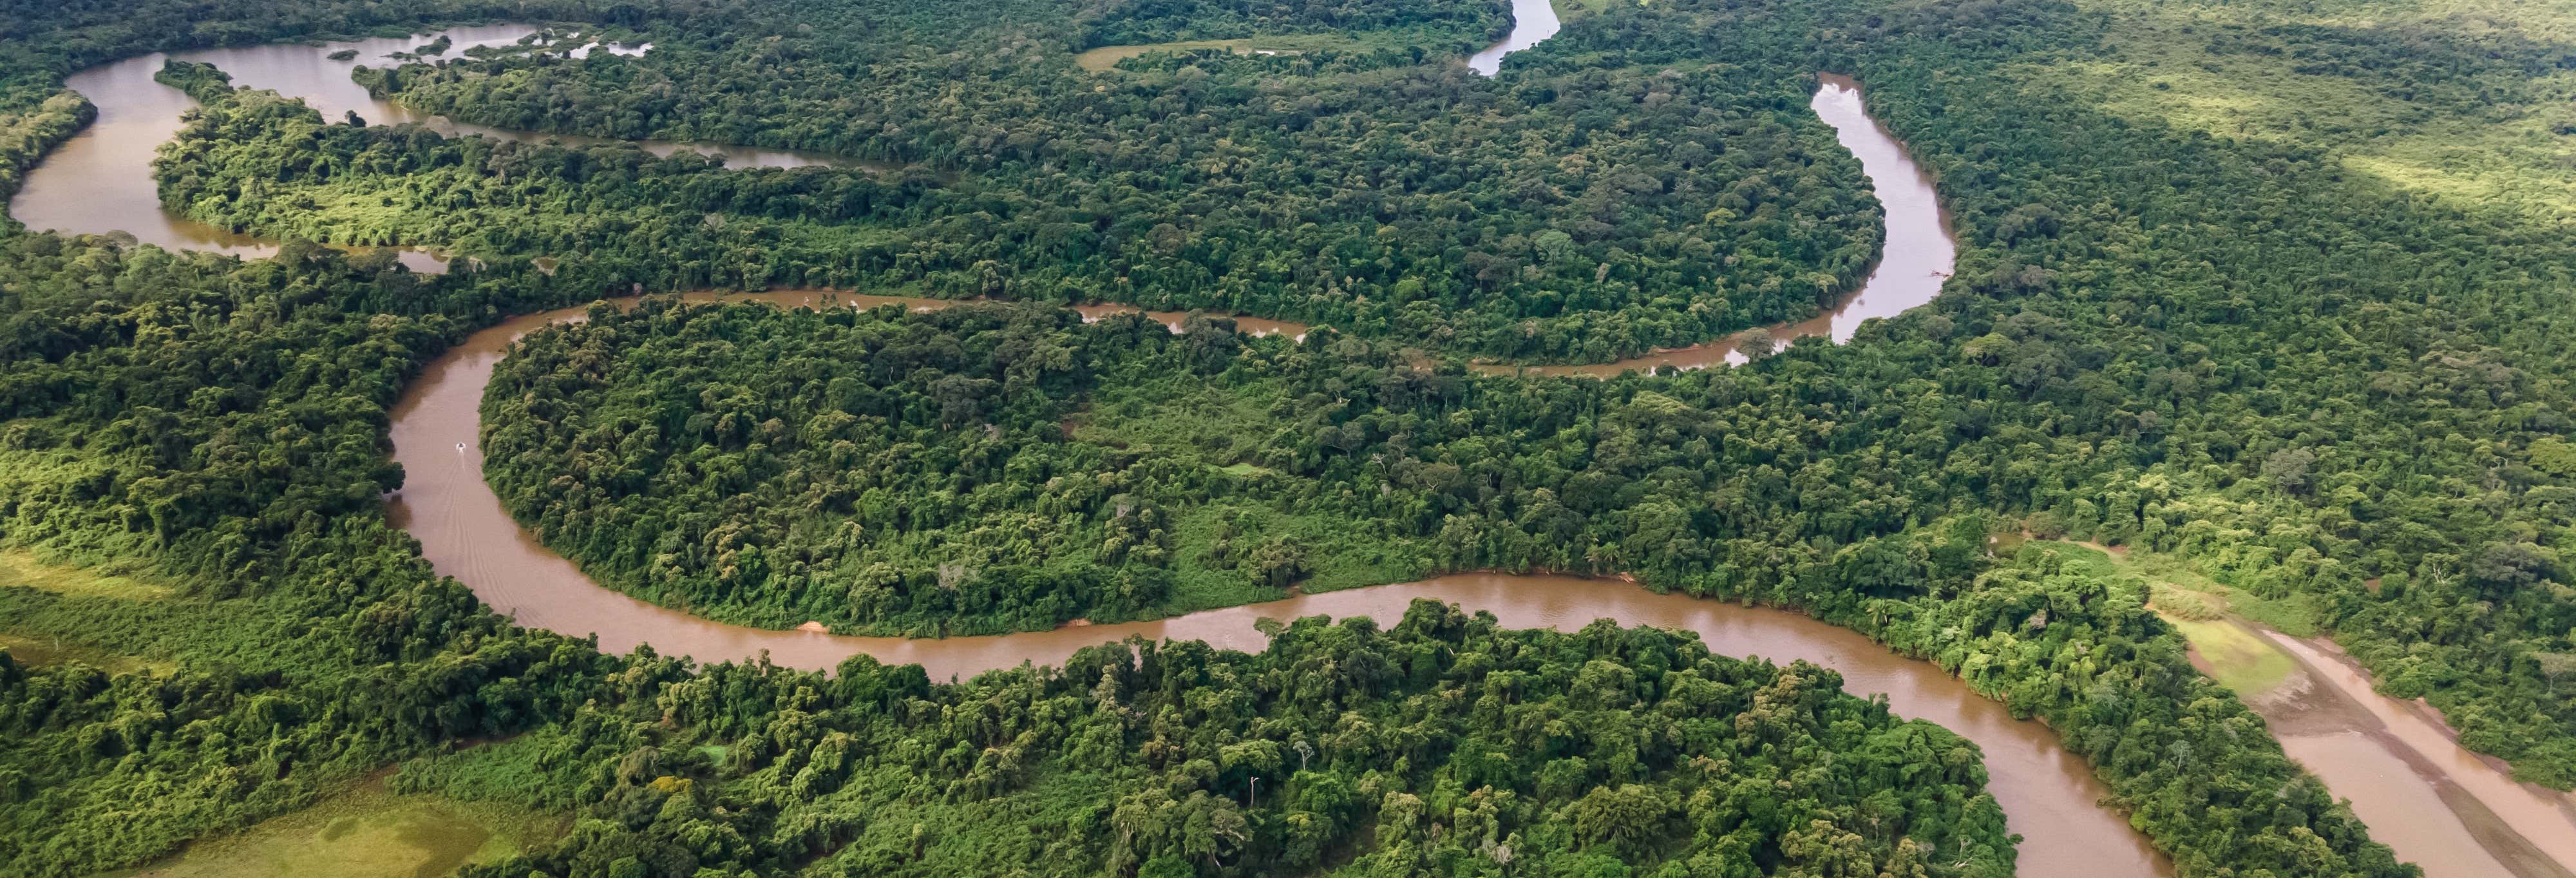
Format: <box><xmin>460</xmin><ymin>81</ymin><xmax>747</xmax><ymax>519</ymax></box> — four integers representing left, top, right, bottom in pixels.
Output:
<box><xmin>408</xmin><ymin>602</ymin><xmax>2014</xmax><ymax>878</ymax></box>
<box><xmin>0</xmin><ymin>234</ymin><xmax>2019</xmax><ymax>878</ymax></box>
<box><xmin>158</xmin><ymin>1</ymin><xmax>1885</xmax><ymax>363</ymax></box>
<box><xmin>484</xmin><ymin>300</ymin><xmax>1188</xmax><ymax>635</ymax></box>
<box><xmin>486</xmin><ymin>289</ymin><xmax>2427</xmax><ymax>875</ymax></box>
<box><xmin>402</xmin><ymin>0</ymin><xmax>2576</xmax><ymax>798</ymax></box>
<box><xmin>1517</xmin><ymin>0</ymin><xmax>2576</xmax><ymax>787</ymax></box>
<box><xmin>12</xmin><ymin>0</ymin><xmax>2576</xmax><ymax>871</ymax></box>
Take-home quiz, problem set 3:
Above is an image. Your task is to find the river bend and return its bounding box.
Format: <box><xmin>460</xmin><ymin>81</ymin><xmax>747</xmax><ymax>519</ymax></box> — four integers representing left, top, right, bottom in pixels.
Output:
<box><xmin>382</xmin><ymin>303</ymin><xmax>2163</xmax><ymax>876</ymax></box>
<box><xmin>10</xmin><ymin>19</ymin><xmax>2182</xmax><ymax>878</ymax></box>
<box><xmin>6</xmin><ymin>24</ymin><xmax>849</xmax><ymax>273</ymax></box>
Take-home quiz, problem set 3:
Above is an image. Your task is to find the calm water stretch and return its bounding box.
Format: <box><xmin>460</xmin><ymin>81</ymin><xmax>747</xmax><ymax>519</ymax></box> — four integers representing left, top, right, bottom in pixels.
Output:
<box><xmin>1468</xmin><ymin>0</ymin><xmax>1562</xmax><ymax>75</ymax></box>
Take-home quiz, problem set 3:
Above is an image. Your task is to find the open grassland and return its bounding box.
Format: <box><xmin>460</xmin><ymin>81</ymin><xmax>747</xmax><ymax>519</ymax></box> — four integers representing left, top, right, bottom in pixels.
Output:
<box><xmin>0</xmin><ymin>548</ymin><xmax>174</xmax><ymax>600</ymax></box>
<box><xmin>2039</xmin><ymin>0</ymin><xmax>2576</xmax><ymax>220</ymax></box>
<box><xmin>96</xmin><ymin>781</ymin><xmax>565</xmax><ymax>878</ymax></box>
<box><xmin>0</xmin><ymin>548</ymin><xmax>179</xmax><ymax>674</ymax></box>
<box><xmin>0</xmin><ymin>633</ymin><xmax>173</xmax><ymax>676</ymax></box>
<box><xmin>2168</xmin><ymin>617</ymin><xmax>2300</xmax><ymax>697</ymax></box>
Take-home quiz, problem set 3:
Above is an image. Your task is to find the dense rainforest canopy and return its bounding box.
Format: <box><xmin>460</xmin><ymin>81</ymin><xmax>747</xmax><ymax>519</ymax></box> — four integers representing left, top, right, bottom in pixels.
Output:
<box><xmin>3</xmin><ymin>0</ymin><xmax>2576</xmax><ymax>873</ymax></box>
<box><xmin>156</xmin><ymin>4</ymin><xmax>1886</xmax><ymax>364</ymax></box>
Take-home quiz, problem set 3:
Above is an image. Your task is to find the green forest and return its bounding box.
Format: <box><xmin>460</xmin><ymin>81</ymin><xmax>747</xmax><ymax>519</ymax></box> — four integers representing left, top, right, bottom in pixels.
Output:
<box><xmin>155</xmin><ymin>6</ymin><xmax>1886</xmax><ymax>364</ymax></box>
<box><xmin>3</xmin><ymin>0</ymin><xmax>2576</xmax><ymax>873</ymax></box>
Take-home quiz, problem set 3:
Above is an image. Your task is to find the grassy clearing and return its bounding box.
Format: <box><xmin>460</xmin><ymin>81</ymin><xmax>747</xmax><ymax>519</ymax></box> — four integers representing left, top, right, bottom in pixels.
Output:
<box><xmin>2146</xmin><ymin>580</ymin><xmax>2223</xmax><ymax>620</ymax></box>
<box><xmin>99</xmin><ymin>781</ymin><xmax>564</xmax><ymax>878</ymax></box>
<box><xmin>0</xmin><ymin>548</ymin><xmax>182</xmax><ymax>674</ymax></box>
<box><xmin>1077</xmin><ymin>375</ymin><xmax>1420</xmax><ymax>609</ymax></box>
<box><xmin>1073</xmin><ymin>37</ymin><xmax>1336</xmax><ymax>72</ymax></box>
<box><xmin>2168</xmin><ymin>617</ymin><xmax>2299</xmax><ymax>697</ymax></box>
<box><xmin>1553</xmin><ymin>0</ymin><xmax>1633</xmax><ymax>17</ymax></box>
<box><xmin>2033</xmin><ymin>2</ymin><xmax>2576</xmax><ymax>220</ymax></box>
<box><xmin>2022</xmin><ymin>539</ymin><xmax>2308</xmax><ymax>696</ymax></box>
<box><xmin>0</xmin><ymin>548</ymin><xmax>175</xmax><ymax>600</ymax></box>
<box><xmin>0</xmin><ymin>632</ymin><xmax>173</xmax><ymax>676</ymax></box>
<box><xmin>1074</xmin><ymin>377</ymin><xmax>1276</xmax><ymax>464</ymax></box>
<box><xmin>2024</xmin><ymin>539</ymin><xmax>2322</xmax><ymax>633</ymax></box>
<box><xmin>1162</xmin><ymin>503</ymin><xmax>1417</xmax><ymax>611</ymax></box>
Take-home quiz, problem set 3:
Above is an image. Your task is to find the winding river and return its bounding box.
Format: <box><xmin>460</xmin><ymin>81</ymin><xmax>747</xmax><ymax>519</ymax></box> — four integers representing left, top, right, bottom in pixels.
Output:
<box><xmin>6</xmin><ymin>24</ymin><xmax>849</xmax><ymax>273</ymax></box>
<box><xmin>320</xmin><ymin>32</ymin><xmax>2172</xmax><ymax>872</ymax></box>
<box><xmin>21</xmin><ymin>17</ymin><xmax>2561</xmax><ymax>878</ymax></box>
<box><xmin>383</xmin><ymin>307</ymin><xmax>2161</xmax><ymax>875</ymax></box>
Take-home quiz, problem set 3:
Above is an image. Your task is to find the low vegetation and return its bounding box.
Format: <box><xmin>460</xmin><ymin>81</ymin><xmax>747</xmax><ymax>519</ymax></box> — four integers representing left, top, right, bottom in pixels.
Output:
<box><xmin>97</xmin><ymin>780</ymin><xmax>564</xmax><ymax>878</ymax></box>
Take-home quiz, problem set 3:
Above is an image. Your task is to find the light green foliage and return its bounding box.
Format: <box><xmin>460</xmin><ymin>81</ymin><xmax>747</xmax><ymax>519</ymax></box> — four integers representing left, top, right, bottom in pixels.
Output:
<box><xmin>2166</xmin><ymin>617</ymin><xmax>2299</xmax><ymax>698</ymax></box>
<box><xmin>92</xmin><ymin>781</ymin><xmax>563</xmax><ymax>878</ymax></box>
<box><xmin>2049</xmin><ymin>0</ymin><xmax>2576</xmax><ymax>219</ymax></box>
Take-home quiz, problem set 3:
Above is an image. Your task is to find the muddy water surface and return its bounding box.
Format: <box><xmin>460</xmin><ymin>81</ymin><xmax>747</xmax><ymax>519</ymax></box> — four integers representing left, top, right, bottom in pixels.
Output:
<box><xmin>2241</xmin><ymin>628</ymin><xmax>2576</xmax><ymax>878</ymax></box>
<box><xmin>8</xmin><ymin>25</ymin><xmax>851</xmax><ymax>272</ymax></box>
<box><xmin>386</xmin><ymin>290</ymin><xmax>2168</xmax><ymax>878</ymax></box>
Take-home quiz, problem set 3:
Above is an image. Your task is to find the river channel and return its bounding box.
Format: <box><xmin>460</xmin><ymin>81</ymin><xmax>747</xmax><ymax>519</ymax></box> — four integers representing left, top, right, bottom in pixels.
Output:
<box><xmin>2224</xmin><ymin>625</ymin><xmax>2576</xmax><ymax>878</ymax></box>
<box><xmin>11</xmin><ymin>20</ymin><xmax>2168</xmax><ymax>876</ymax></box>
<box><xmin>6</xmin><ymin>24</ymin><xmax>851</xmax><ymax>273</ymax></box>
<box><xmin>16</xmin><ymin>16</ymin><xmax>2513</xmax><ymax>878</ymax></box>
<box><xmin>380</xmin><ymin>298</ymin><xmax>2163</xmax><ymax>877</ymax></box>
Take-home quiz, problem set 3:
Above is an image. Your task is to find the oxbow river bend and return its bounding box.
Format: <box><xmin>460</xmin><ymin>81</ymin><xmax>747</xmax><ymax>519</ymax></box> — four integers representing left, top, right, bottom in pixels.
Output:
<box><xmin>17</xmin><ymin>16</ymin><xmax>2570</xmax><ymax>878</ymax></box>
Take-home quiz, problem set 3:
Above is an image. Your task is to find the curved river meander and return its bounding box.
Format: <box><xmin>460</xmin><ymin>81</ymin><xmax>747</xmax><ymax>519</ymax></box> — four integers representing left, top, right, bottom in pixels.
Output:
<box><xmin>15</xmin><ymin>17</ymin><xmax>2575</xmax><ymax>878</ymax></box>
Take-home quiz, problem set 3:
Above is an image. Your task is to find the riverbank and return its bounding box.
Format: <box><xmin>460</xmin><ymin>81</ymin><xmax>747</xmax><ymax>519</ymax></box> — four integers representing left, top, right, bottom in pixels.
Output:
<box><xmin>2035</xmin><ymin>539</ymin><xmax>2576</xmax><ymax>878</ymax></box>
<box><xmin>5</xmin><ymin>24</ymin><xmax>849</xmax><ymax>274</ymax></box>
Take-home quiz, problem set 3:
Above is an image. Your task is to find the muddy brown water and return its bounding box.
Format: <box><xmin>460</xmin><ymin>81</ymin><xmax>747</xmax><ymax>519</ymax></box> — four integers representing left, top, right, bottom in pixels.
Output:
<box><xmin>6</xmin><ymin>24</ymin><xmax>858</xmax><ymax>274</ymax></box>
<box><xmin>383</xmin><ymin>291</ymin><xmax>2165</xmax><ymax>878</ymax></box>
<box><xmin>2237</xmin><ymin>627</ymin><xmax>2576</xmax><ymax>878</ymax></box>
